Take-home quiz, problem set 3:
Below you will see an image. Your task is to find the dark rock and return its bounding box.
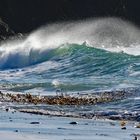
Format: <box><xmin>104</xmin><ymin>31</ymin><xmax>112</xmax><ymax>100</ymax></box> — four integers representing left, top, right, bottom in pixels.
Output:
<box><xmin>69</xmin><ymin>121</ymin><xmax>78</xmax><ymax>125</ymax></box>
<box><xmin>97</xmin><ymin>111</ymin><xmax>118</xmax><ymax>117</ymax></box>
<box><xmin>121</xmin><ymin>127</ymin><xmax>126</xmax><ymax>130</ymax></box>
<box><xmin>57</xmin><ymin>127</ymin><xmax>67</xmax><ymax>130</ymax></box>
<box><xmin>108</xmin><ymin>115</ymin><xmax>122</xmax><ymax>120</ymax></box>
<box><xmin>14</xmin><ymin>130</ymin><xmax>19</xmax><ymax>132</ymax></box>
<box><xmin>130</xmin><ymin>134</ymin><xmax>139</xmax><ymax>140</ymax></box>
<box><xmin>30</xmin><ymin>121</ymin><xmax>40</xmax><ymax>124</ymax></box>
<box><xmin>5</xmin><ymin>108</ymin><xmax>9</xmax><ymax>112</ymax></box>
<box><xmin>95</xmin><ymin>133</ymin><xmax>109</xmax><ymax>136</ymax></box>
<box><xmin>0</xmin><ymin>18</ymin><xmax>15</xmax><ymax>41</ymax></box>
<box><xmin>136</xmin><ymin>115</ymin><xmax>140</xmax><ymax>122</ymax></box>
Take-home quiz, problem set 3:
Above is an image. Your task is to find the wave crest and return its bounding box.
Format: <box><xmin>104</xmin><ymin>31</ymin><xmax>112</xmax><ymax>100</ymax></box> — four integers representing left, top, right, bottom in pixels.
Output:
<box><xmin>0</xmin><ymin>17</ymin><xmax>140</xmax><ymax>69</ymax></box>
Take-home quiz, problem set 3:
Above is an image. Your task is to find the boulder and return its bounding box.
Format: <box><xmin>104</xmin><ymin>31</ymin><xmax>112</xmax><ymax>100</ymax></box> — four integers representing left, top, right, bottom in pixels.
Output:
<box><xmin>0</xmin><ymin>18</ymin><xmax>15</xmax><ymax>41</ymax></box>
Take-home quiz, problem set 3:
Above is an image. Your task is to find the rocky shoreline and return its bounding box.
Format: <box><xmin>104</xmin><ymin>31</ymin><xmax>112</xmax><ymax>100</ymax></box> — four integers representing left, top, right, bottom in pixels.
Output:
<box><xmin>1</xmin><ymin>89</ymin><xmax>140</xmax><ymax>122</ymax></box>
<box><xmin>1</xmin><ymin>90</ymin><xmax>140</xmax><ymax>140</ymax></box>
<box><xmin>0</xmin><ymin>18</ymin><xmax>24</xmax><ymax>42</ymax></box>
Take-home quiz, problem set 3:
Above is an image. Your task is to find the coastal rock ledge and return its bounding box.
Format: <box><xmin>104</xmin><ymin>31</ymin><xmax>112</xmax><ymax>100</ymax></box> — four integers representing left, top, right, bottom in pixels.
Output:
<box><xmin>0</xmin><ymin>18</ymin><xmax>15</xmax><ymax>41</ymax></box>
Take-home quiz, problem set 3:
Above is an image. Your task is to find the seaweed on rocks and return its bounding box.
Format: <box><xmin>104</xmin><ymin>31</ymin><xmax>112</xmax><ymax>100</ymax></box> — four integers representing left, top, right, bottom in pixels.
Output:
<box><xmin>0</xmin><ymin>90</ymin><xmax>133</xmax><ymax>105</ymax></box>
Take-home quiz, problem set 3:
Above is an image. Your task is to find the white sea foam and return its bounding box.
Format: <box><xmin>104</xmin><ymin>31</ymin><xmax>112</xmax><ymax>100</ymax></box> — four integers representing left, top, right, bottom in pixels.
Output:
<box><xmin>103</xmin><ymin>44</ymin><xmax>140</xmax><ymax>56</ymax></box>
<box><xmin>52</xmin><ymin>79</ymin><xmax>61</xmax><ymax>87</ymax></box>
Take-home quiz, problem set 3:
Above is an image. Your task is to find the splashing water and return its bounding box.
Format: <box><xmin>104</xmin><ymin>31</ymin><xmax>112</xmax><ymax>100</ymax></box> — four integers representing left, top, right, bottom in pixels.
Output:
<box><xmin>1</xmin><ymin>18</ymin><xmax>140</xmax><ymax>118</ymax></box>
<box><xmin>0</xmin><ymin>17</ymin><xmax>140</xmax><ymax>69</ymax></box>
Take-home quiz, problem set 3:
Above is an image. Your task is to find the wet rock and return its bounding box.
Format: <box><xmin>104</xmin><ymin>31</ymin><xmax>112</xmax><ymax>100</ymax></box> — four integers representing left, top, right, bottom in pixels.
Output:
<box><xmin>95</xmin><ymin>133</ymin><xmax>109</xmax><ymax>136</ymax></box>
<box><xmin>0</xmin><ymin>18</ymin><xmax>15</xmax><ymax>41</ymax></box>
<box><xmin>57</xmin><ymin>127</ymin><xmax>67</xmax><ymax>130</ymax></box>
<box><xmin>121</xmin><ymin>127</ymin><xmax>126</xmax><ymax>130</ymax></box>
<box><xmin>134</xmin><ymin>124</ymin><xmax>140</xmax><ymax>128</ymax></box>
<box><xmin>69</xmin><ymin>121</ymin><xmax>78</xmax><ymax>125</ymax></box>
<box><xmin>30</xmin><ymin>122</ymin><xmax>40</xmax><ymax>124</ymax></box>
<box><xmin>135</xmin><ymin>115</ymin><xmax>140</xmax><ymax>121</ymax></box>
<box><xmin>5</xmin><ymin>108</ymin><xmax>9</xmax><ymax>112</ymax></box>
<box><xmin>130</xmin><ymin>134</ymin><xmax>140</xmax><ymax>140</ymax></box>
<box><xmin>97</xmin><ymin>111</ymin><xmax>118</xmax><ymax>117</ymax></box>
<box><xmin>14</xmin><ymin>130</ymin><xmax>19</xmax><ymax>132</ymax></box>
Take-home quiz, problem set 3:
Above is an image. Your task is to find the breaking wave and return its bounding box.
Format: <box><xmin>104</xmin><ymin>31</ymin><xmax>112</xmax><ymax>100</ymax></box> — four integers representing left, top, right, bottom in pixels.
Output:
<box><xmin>0</xmin><ymin>17</ymin><xmax>140</xmax><ymax>69</ymax></box>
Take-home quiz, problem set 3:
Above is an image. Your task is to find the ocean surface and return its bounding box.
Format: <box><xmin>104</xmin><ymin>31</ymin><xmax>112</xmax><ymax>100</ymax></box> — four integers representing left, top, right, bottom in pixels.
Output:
<box><xmin>1</xmin><ymin>18</ymin><xmax>140</xmax><ymax>118</ymax></box>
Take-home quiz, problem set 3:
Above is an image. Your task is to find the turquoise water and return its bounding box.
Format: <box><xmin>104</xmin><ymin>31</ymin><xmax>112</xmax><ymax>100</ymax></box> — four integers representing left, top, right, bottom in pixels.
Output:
<box><xmin>0</xmin><ymin>43</ymin><xmax>140</xmax><ymax>94</ymax></box>
<box><xmin>1</xmin><ymin>18</ymin><xmax>140</xmax><ymax>117</ymax></box>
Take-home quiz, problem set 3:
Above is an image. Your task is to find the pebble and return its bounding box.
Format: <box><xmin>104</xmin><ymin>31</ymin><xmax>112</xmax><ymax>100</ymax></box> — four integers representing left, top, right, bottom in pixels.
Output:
<box><xmin>5</xmin><ymin>108</ymin><xmax>9</xmax><ymax>112</ymax></box>
<box><xmin>135</xmin><ymin>124</ymin><xmax>140</xmax><ymax>128</ymax></box>
<box><xmin>30</xmin><ymin>122</ymin><xmax>40</xmax><ymax>124</ymax></box>
<box><xmin>57</xmin><ymin>127</ymin><xmax>67</xmax><ymax>130</ymax></box>
<box><xmin>14</xmin><ymin>130</ymin><xmax>19</xmax><ymax>132</ymax></box>
<box><xmin>121</xmin><ymin>127</ymin><xmax>126</xmax><ymax>130</ymax></box>
<box><xmin>69</xmin><ymin>121</ymin><xmax>78</xmax><ymax>125</ymax></box>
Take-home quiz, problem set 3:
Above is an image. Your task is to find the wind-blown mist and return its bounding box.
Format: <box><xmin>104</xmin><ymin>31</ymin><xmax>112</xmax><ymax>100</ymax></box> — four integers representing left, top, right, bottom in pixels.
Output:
<box><xmin>0</xmin><ymin>17</ymin><xmax>140</xmax><ymax>69</ymax></box>
<box><xmin>0</xmin><ymin>17</ymin><xmax>140</xmax><ymax>95</ymax></box>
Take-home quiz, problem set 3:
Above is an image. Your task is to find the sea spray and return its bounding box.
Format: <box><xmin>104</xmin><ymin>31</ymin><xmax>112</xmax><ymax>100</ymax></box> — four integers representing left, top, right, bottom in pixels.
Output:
<box><xmin>0</xmin><ymin>18</ymin><xmax>140</xmax><ymax>69</ymax></box>
<box><xmin>1</xmin><ymin>17</ymin><xmax>140</xmax><ymax>121</ymax></box>
<box><xmin>0</xmin><ymin>17</ymin><xmax>139</xmax><ymax>94</ymax></box>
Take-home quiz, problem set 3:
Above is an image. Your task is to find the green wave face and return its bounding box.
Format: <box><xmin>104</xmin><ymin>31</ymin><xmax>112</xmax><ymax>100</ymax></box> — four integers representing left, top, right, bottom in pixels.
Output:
<box><xmin>1</xmin><ymin>43</ymin><xmax>140</xmax><ymax>93</ymax></box>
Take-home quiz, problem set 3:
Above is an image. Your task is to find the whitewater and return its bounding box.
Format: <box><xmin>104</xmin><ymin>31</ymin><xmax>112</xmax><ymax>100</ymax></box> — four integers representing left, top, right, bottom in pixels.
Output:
<box><xmin>0</xmin><ymin>17</ymin><xmax>139</xmax><ymax>93</ymax></box>
<box><xmin>1</xmin><ymin>17</ymin><xmax>140</xmax><ymax>115</ymax></box>
<box><xmin>1</xmin><ymin>17</ymin><xmax>140</xmax><ymax>68</ymax></box>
